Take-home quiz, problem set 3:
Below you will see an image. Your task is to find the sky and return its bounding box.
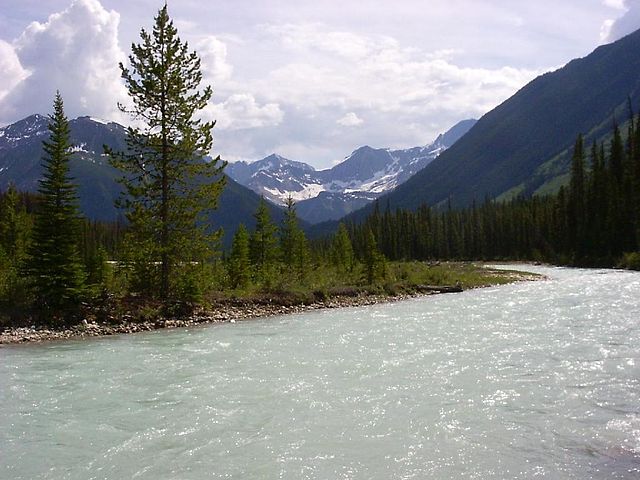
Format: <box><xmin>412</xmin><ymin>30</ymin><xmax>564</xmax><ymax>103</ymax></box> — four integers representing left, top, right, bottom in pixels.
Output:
<box><xmin>1</xmin><ymin>0</ymin><xmax>640</xmax><ymax>169</ymax></box>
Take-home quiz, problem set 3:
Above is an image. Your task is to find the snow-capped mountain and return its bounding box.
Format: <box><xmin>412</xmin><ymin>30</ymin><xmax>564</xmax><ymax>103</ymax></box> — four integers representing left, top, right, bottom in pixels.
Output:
<box><xmin>226</xmin><ymin>119</ymin><xmax>476</xmax><ymax>223</ymax></box>
<box><xmin>0</xmin><ymin>115</ymin><xmax>296</xmax><ymax>244</ymax></box>
<box><xmin>225</xmin><ymin>154</ymin><xmax>323</xmax><ymax>203</ymax></box>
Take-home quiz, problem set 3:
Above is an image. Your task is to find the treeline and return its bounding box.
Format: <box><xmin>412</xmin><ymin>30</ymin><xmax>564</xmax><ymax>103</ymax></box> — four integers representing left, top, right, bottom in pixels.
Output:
<box><xmin>0</xmin><ymin>180</ymin><xmax>377</xmax><ymax>324</ymax></box>
<box><xmin>346</xmin><ymin>111</ymin><xmax>640</xmax><ymax>268</ymax></box>
<box><xmin>2</xmin><ymin>2</ymin><xmax>639</xmax><ymax>328</ymax></box>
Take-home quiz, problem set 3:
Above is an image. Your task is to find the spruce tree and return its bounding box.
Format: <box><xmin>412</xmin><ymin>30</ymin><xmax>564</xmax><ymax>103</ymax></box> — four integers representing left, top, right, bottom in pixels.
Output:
<box><xmin>279</xmin><ymin>197</ymin><xmax>310</xmax><ymax>281</ymax></box>
<box><xmin>568</xmin><ymin>134</ymin><xmax>586</xmax><ymax>256</ymax></box>
<box><xmin>229</xmin><ymin>224</ymin><xmax>250</xmax><ymax>289</ymax></box>
<box><xmin>331</xmin><ymin>223</ymin><xmax>355</xmax><ymax>273</ymax></box>
<box><xmin>363</xmin><ymin>228</ymin><xmax>386</xmax><ymax>285</ymax></box>
<box><xmin>249</xmin><ymin>198</ymin><xmax>278</xmax><ymax>284</ymax></box>
<box><xmin>0</xmin><ymin>185</ymin><xmax>32</xmax><ymax>304</ymax></box>
<box><xmin>108</xmin><ymin>5</ymin><xmax>226</xmax><ymax>300</ymax></box>
<box><xmin>25</xmin><ymin>93</ymin><xmax>85</xmax><ymax>314</ymax></box>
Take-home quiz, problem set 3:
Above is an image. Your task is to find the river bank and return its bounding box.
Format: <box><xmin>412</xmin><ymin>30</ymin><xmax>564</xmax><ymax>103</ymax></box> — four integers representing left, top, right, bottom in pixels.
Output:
<box><xmin>0</xmin><ymin>264</ymin><xmax>541</xmax><ymax>346</ymax></box>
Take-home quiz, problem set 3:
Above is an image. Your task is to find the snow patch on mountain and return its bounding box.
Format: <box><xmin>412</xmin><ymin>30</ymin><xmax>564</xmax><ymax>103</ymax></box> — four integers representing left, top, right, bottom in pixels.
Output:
<box><xmin>89</xmin><ymin>117</ymin><xmax>110</xmax><ymax>125</ymax></box>
<box><xmin>226</xmin><ymin>119</ymin><xmax>477</xmax><ymax>211</ymax></box>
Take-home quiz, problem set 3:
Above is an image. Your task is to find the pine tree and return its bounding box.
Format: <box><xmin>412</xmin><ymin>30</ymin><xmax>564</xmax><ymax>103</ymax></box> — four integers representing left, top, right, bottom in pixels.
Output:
<box><xmin>279</xmin><ymin>197</ymin><xmax>310</xmax><ymax>281</ymax></box>
<box><xmin>24</xmin><ymin>93</ymin><xmax>85</xmax><ymax>314</ymax></box>
<box><xmin>228</xmin><ymin>224</ymin><xmax>250</xmax><ymax>289</ymax></box>
<box><xmin>363</xmin><ymin>228</ymin><xmax>386</xmax><ymax>285</ymax></box>
<box><xmin>568</xmin><ymin>134</ymin><xmax>586</xmax><ymax>257</ymax></box>
<box><xmin>108</xmin><ymin>5</ymin><xmax>226</xmax><ymax>300</ymax></box>
<box><xmin>0</xmin><ymin>185</ymin><xmax>32</xmax><ymax>304</ymax></box>
<box><xmin>331</xmin><ymin>223</ymin><xmax>355</xmax><ymax>273</ymax></box>
<box><xmin>0</xmin><ymin>185</ymin><xmax>31</xmax><ymax>261</ymax></box>
<box><xmin>249</xmin><ymin>198</ymin><xmax>278</xmax><ymax>284</ymax></box>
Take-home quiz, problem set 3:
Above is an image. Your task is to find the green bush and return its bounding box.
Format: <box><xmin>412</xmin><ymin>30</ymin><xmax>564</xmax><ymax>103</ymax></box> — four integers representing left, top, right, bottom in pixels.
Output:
<box><xmin>619</xmin><ymin>252</ymin><xmax>640</xmax><ymax>271</ymax></box>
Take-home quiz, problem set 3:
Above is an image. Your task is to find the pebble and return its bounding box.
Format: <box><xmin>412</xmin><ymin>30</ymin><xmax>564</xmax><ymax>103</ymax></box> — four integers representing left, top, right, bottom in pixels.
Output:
<box><xmin>0</xmin><ymin>282</ymin><xmax>517</xmax><ymax>346</ymax></box>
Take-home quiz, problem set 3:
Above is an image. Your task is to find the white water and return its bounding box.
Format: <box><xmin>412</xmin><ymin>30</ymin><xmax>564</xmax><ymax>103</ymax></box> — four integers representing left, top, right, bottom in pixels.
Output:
<box><xmin>1</xmin><ymin>266</ymin><xmax>639</xmax><ymax>479</ymax></box>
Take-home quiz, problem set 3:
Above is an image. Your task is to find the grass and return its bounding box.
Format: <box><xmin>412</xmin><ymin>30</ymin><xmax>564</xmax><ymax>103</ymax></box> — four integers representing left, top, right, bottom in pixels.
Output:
<box><xmin>1</xmin><ymin>260</ymin><xmax>539</xmax><ymax>330</ymax></box>
<box><xmin>209</xmin><ymin>261</ymin><xmax>538</xmax><ymax>306</ymax></box>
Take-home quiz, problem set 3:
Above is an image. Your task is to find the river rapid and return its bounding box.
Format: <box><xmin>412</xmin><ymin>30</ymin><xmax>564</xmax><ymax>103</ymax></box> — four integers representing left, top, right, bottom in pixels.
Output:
<box><xmin>1</xmin><ymin>265</ymin><xmax>639</xmax><ymax>479</ymax></box>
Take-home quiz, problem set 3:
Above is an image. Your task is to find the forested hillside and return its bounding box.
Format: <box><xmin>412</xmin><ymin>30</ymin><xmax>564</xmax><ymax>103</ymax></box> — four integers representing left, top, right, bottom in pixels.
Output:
<box><xmin>349</xmin><ymin>28</ymin><xmax>640</xmax><ymax>215</ymax></box>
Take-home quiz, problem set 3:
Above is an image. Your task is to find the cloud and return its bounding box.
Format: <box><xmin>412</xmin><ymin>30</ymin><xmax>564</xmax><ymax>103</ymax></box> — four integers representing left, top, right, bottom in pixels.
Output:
<box><xmin>603</xmin><ymin>0</ymin><xmax>626</xmax><ymax>9</ymax></box>
<box><xmin>194</xmin><ymin>22</ymin><xmax>545</xmax><ymax>166</ymax></box>
<box><xmin>337</xmin><ymin>112</ymin><xmax>363</xmax><ymax>127</ymax></box>
<box><xmin>0</xmin><ymin>2</ymin><xmax>556</xmax><ymax>168</ymax></box>
<box><xmin>0</xmin><ymin>40</ymin><xmax>27</xmax><ymax>102</ymax></box>
<box><xmin>197</xmin><ymin>36</ymin><xmax>233</xmax><ymax>85</ymax></box>
<box><xmin>0</xmin><ymin>0</ymin><xmax>128</xmax><ymax>123</ymax></box>
<box><xmin>257</xmin><ymin>23</ymin><xmax>540</xmax><ymax>123</ymax></box>
<box><xmin>204</xmin><ymin>93</ymin><xmax>283</xmax><ymax>131</ymax></box>
<box><xmin>602</xmin><ymin>0</ymin><xmax>640</xmax><ymax>42</ymax></box>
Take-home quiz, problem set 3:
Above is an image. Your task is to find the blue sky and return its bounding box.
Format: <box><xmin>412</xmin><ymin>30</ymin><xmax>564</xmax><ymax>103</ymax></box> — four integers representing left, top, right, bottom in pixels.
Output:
<box><xmin>1</xmin><ymin>0</ymin><xmax>639</xmax><ymax>168</ymax></box>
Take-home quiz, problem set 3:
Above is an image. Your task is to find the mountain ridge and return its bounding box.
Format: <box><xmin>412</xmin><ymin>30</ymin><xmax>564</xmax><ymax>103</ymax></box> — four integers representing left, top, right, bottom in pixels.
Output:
<box><xmin>226</xmin><ymin>119</ymin><xmax>476</xmax><ymax>223</ymax></box>
<box><xmin>369</xmin><ymin>29</ymin><xmax>640</xmax><ymax>212</ymax></box>
<box><xmin>0</xmin><ymin>114</ymin><xmax>293</xmax><ymax>246</ymax></box>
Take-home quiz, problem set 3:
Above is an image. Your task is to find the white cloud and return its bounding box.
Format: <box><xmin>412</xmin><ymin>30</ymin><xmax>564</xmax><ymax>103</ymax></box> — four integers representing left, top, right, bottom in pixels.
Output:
<box><xmin>602</xmin><ymin>0</ymin><xmax>640</xmax><ymax>42</ymax></box>
<box><xmin>197</xmin><ymin>36</ymin><xmax>233</xmax><ymax>85</ymax></box>
<box><xmin>263</xmin><ymin>23</ymin><xmax>394</xmax><ymax>61</ymax></box>
<box><xmin>257</xmin><ymin>24</ymin><xmax>541</xmax><ymax>122</ymax></box>
<box><xmin>603</xmin><ymin>0</ymin><xmax>626</xmax><ymax>9</ymax></box>
<box><xmin>337</xmin><ymin>112</ymin><xmax>363</xmax><ymax>127</ymax></box>
<box><xmin>2</xmin><ymin>1</ymin><xmax>588</xmax><ymax>168</ymax></box>
<box><xmin>204</xmin><ymin>93</ymin><xmax>283</xmax><ymax>131</ymax></box>
<box><xmin>0</xmin><ymin>0</ymin><xmax>128</xmax><ymax>123</ymax></box>
<box><xmin>0</xmin><ymin>40</ymin><xmax>27</xmax><ymax>102</ymax></box>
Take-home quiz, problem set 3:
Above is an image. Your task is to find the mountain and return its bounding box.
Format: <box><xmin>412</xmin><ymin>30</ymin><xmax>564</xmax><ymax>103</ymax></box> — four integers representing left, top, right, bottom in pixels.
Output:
<box><xmin>361</xmin><ymin>29</ymin><xmax>640</xmax><ymax>213</ymax></box>
<box><xmin>0</xmin><ymin>115</ymin><xmax>291</xmax><ymax>245</ymax></box>
<box><xmin>226</xmin><ymin>119</ymin><xmax>476</xmax><ymax>224</ymax></box>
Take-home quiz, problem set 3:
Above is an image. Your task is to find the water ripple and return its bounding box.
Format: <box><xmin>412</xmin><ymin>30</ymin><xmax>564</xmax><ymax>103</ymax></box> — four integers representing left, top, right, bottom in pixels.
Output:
<box><xmin>1</xmin><ymin>265</ymin><xmax>639</xmax><ymax>479</ymax></box>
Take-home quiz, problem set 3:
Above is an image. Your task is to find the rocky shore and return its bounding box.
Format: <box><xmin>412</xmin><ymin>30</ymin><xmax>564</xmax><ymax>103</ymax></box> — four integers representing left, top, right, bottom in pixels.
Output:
<box><xmin>0</xmin><ymin>289</ymin><xmax>448</xmax><ymax>346</ymax></box>
<box><xmin>0</xmin><ymin>265</ymin><xmax>544</xmax><ymax>346</ymax></box>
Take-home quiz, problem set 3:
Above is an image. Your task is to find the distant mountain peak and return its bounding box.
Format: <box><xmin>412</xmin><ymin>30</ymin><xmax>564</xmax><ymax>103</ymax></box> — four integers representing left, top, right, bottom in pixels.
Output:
<box><xmin>355</xmin><ymin>27</ymin><xmax>640</xmax><ymax>214</ymax></box>
<box><xmin>226</xmin><ymin>118</ymin><xmax>477</xmax><ymax>222</ymax></box>
<box><xmin>0</xmin><ymin>114</ymin><xmax>49</xmax><ymax>143</ymax></box>
<box><xmin>0</xmin><ymin>113</ymin><xmax>293</xmax><ymax>246</ymax></box>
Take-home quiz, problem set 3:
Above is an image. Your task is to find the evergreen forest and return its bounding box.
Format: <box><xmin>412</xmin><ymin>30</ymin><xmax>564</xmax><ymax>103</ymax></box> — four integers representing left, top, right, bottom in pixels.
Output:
<box><xmin>1</xmin><ymin>5</ymin><xmax>639</xmax><ymax>329</ymax></box>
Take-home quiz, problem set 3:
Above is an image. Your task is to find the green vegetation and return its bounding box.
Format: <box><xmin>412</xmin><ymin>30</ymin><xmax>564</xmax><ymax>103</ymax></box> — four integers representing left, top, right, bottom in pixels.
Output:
<box><xmin>106</xmin><ymin>5</ymin><xmax>225</xmax><ymax>301</ymax></box>
<box><xmin>4</xmin><ymin>4</ymin><xmax>638</xmax><ymax>333</ymax></box>
<box><xmin>343</xmin><ymin>28</ymin><xmax>640</xmax><ymax>218</ymax></box>
<box><xmin>23</xmin><ymin>93</ymin><xmax>86</xmax><ymax>319</ymax></box>
<box><xmin>344</xmin><ymin>111</ymin><xmax>640</xmax><ymax>267</ymax></box>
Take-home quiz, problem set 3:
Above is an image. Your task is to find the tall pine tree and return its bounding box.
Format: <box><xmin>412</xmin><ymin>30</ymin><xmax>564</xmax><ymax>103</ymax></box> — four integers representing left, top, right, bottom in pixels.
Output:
<box><xmin>25</xmin><ymin>93</ymin><xmax>85</xmax><ymax>314</ymax></box>
<box><xmin>108</xmin><ymin>5</ymin><xmax>226</xmax><ymax>300</ymax></box>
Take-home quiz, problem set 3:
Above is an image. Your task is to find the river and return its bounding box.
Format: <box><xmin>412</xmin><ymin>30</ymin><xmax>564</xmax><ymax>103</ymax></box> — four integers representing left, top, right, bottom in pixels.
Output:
<box><xmin>1</xmin><ymin>265</ymin><xmax>639</xmax><ymax>479</ymax></box>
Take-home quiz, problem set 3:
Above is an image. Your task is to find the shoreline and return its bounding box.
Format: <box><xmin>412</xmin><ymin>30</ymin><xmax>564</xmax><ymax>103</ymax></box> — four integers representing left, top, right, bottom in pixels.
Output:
<box><xmin>0</xmin><ymin>290</ymin><xmax>452</xmax><ymax>346</ymax></box>
<box><xmin>0</xmin><ymin>268</ymin><xmax>542</xmax><ymax>346</ymax></box>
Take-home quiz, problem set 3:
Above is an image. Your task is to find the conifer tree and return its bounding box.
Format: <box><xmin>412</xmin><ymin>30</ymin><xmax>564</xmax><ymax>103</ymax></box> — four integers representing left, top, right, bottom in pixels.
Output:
<box><xmin>25</xmin><ymin>93</ymin><xmax>85</xmax><ymax>314</ymax></box>
<box><xmin>568</xmin><ymin>134</ymin><xmax>586</xmax><ymax>256</ymax></box>
<box><xmin>249</xmin><ymin>198</ymin><xmax>278</xmax><ymax>284</ymax></box>
<box><xmin>279</xmin><ymin>197</ymin><xmax>310</xmax><ymax>281</ymax></box>
<box><xmin>108</xmin><ymin>5</ymin><xmax>225</xmax><ymax>300</ymax></box>
<box><xmin>0</xmin><ymin>185</ymin><xmax>30</xmax><ymax>261</ymax></box>
<box><xmin>0</xmin><ymin>185</ymin><xmax>32</xmax><ymax>303</ymax></box>
<box><xmin>363</xmin><ymin>228</ymin><xmax>386</xmax><ymax>285</ymax></box>
<box><xmin>229</xmin><ymin>224</ymin><xmax>250</xmax><ymax>289</ymax></box>
<box><xmin>331</xmin><ymin>223</ymin><xmax>355</xmax><ymax>273</ymax></box>
<box><xmin>279</xmin><ymin>197</ymin><xmax>299</xmax><ymax>271</ymax></box>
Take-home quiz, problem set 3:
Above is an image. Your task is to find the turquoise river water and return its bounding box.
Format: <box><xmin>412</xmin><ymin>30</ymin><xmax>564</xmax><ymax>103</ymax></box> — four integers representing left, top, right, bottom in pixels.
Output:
<box><xmin>1</xmin><ymin>265</ymin><xmax>639</xmax><ymax>479</ymax></box>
